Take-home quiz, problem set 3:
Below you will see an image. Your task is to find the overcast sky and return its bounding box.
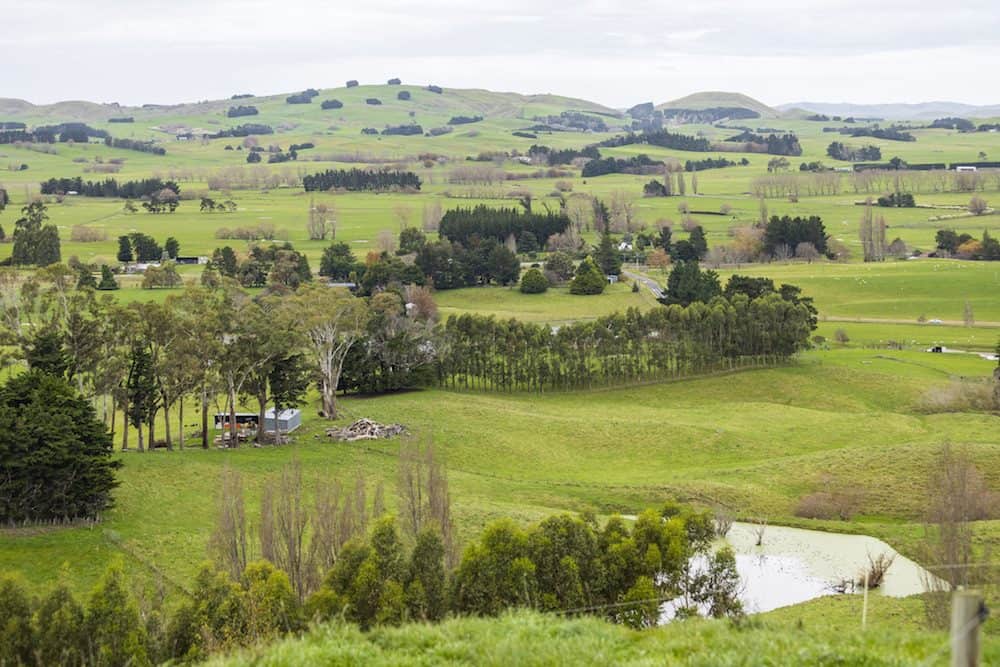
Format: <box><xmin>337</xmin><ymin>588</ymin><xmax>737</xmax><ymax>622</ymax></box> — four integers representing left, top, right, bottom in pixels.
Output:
<box><xmin>3</xmin><ymin>0</ymin><xmax>999</xmax><ymax>107</ymax></box>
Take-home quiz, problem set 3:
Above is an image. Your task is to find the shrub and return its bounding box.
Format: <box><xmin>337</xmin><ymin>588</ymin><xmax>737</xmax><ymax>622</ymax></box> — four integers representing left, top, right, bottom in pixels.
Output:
<box><xmin>794</xmin><ymin>490</ymin><xmax>862</xmax><ymax>520</ymax></box>
<box><xmin>346</xmin><ymin>80</ymin><xmax>359</xmax><ymax>87</ymax></box>
<box><xmin>70</xmin><ymin>225</ymin><xmax>108</xmax><ymax>242</ymax></box>
<box><xmin>366</xmin><ymin>98</ymin><xmax>382</xmax><ymax>106</ymax></box>
<box><xmin>397</xmin><ymin>91</ymin><xmax>411</xmax><ymax>101</ymax></box>
<box><xmin>519</xmin><ymin>268</ymin><xmax>549</xmax><ymax>294</ymax></box>
<box><xmin>321</xmin><ymin>99</ymin><xmax>343</xmax><ymax>110</ymax></box>
<box><xmin>569</xmin><ymin>257</ymin><xmax>606</xmax><ymax>295</ymax></box>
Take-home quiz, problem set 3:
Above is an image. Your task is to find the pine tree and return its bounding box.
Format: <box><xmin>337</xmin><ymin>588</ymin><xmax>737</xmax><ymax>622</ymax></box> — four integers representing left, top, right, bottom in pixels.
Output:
<box><xmin>689</xmin><ymin>226</ymin><xmax>708</xmax><ymax>258</ymax></box>
<box><xmin>595</xmin><ymin>229</ymin><xmax>622</xmax><ymax>276</ymax></box>
<box><xmin>570</xmin><ymin>257</ymin><xmax>606</xmax><ymax>295</ymax></box>
<box><xmin>116</xmin><ymin>235</ymin><xmax>133</xmax><ymax>262</ymax></box>
<box><xmin>97</xmin><ymin>264</ymin><xmax>119</xmax><ymax>290</ymax></box>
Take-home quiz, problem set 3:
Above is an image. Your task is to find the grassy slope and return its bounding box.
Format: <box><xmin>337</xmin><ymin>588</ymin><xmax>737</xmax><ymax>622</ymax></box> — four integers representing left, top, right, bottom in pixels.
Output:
<box><xmin>0</xmin><ymin>348</ymin><xmax>996</xmax><ymax>599</ymax></box>
<box><xmin>206</xmin><ymin>601</ymin><xmax>998</xmax><ymax>666</ymax></box>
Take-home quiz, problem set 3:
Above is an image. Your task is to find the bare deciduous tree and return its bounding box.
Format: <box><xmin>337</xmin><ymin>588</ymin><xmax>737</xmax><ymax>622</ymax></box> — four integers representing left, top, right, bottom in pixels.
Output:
<box><xmin>397</xmin><ymin>439</ymin><xmax>458</xmax><ymax>568</ymax></box>
<box><xmin>209</xmin><ymin>467</ymin><xmax>249</xmax><ymax>581</ymax></box>
<box><xmin>919</xmin><ymin>445</ymin><xmax>998</xmax><ymax>628</ymax></box>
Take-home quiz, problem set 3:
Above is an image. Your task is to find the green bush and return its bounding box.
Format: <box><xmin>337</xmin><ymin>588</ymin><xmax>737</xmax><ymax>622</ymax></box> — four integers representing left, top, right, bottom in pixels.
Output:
<box><xmin>519</xmin><ymin>268</ymin><xmax>549</xmax><ymax>294</ymax></box>
<box><xmin>569</xmin><ymin>257</ymin><xmax>606</xmax><ymax>295</ymax></box>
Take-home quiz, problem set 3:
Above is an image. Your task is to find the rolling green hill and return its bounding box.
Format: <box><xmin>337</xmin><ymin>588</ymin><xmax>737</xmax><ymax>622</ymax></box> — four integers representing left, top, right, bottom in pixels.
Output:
<box><xmin>656</xmin><ymin>91</ymin><xmax>779</xmax><ymax>118</ymax></box>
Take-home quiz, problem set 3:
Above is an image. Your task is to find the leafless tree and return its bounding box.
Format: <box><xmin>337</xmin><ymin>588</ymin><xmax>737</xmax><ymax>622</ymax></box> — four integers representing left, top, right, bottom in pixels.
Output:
<box><xmin>752</xmin><ymin>518</ymin><xmax>767</xmax><ymax>546</ymax></box>
<box><xmin>919</xmin><ymin>445</ymin><xmax>998</xmax><ymax>628</ymax></box>
<box><xmin>377</xmin><ymin>230</ymin><xmax>397</xmax><ymax>255</ymax></box>
<box><xmin>795</xmin><ymin>242</ymin><xmax>820</xmax><ymax>263</ymax></box>
<box><xmin>393</xmin><ymin>204</ymin><xmax>413</xmax><ymax>229</ymax></box>
<box><xmin>208</xmin><ymin>467</ymin><xmax>249</xmax><ymax>581</ymax></box>
<box><xmin>968</xmin><ymin>196</ymin><xmax>989</xmax><ymax>215</ymax></box>
<box><xmin>422</xmin><ymin>201</ymin><xmax>443</xmax><ymax>232</ymax></box>
<box><xmin>397</xmin><ymin>439</ymin><xmax>458</xmax><ymax>568</ymax></box>
<box><xmin>307</xmin><ymin>198</ymin><xmax>335</xmax><ymax>241</ymax></box>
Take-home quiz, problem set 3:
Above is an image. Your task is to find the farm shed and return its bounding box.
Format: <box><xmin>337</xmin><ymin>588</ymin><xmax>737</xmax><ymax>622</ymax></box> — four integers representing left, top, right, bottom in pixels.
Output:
<box><xmin>264</xmin><ymin>408</ymin><xmax>302</xmax><ymax>433</ymax></box>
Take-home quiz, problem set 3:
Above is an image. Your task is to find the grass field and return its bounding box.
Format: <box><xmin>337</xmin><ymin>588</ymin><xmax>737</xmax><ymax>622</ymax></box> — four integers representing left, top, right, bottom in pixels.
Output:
<box><xmin>1</xmin><ymin>348</ymin><xmax>996</xmax><ymax>601</ymax></box>
<box><xmin>208</xmin><ymin>599</ymin><xmax>998</xmax><ymax>666</ymax></box>
<box><xmin>1</xmin><ymin>86</ymin><xmax>999</xmax><ymax>654</ymax></box>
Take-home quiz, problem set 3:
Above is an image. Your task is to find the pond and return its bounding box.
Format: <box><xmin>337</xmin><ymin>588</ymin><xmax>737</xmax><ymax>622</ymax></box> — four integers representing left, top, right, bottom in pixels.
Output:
<box><xmin>661</xmin><ymin>521</ymin><xmax>936</xmax><ymax>620</ymax></box>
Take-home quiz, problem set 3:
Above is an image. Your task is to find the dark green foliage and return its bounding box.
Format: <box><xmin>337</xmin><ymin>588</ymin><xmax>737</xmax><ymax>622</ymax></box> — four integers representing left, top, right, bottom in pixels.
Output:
<box><xmin>826</xmin><ymin>142</ymin><xmax>881</xmax><ymax>161</ymax></box>
<box><xmin>321</xmin><ymin>99</ymin><xmax>344</xmax><ymax>110</ymax></box>
<box><xmin>209</xmin><ymin>123</ymin><xmax>273</xmax><ymax>138</ymax></box>
<box><xmin>581</xmin><ymin>154</ymin><xmax>662</xmax><ymax>178</ymax></box>
<box><xmin>0</xmin><ymin>369</ymin><xmax>119</xmax><ymax>522</ymax></box>
<box><xmin>569</xmin><ymin>257</ymin><xmax>606</xmax><ymax>295</ymax></box>
<box><xmin>397</xmin><ymin>91</ymin><xmax>411</xmax><ymax>101</ymax></box>
<box><xmin>670</xmin><ymin>239</ymin><xmax>699</xmax><ymax>262</ymax></box>
<box><xmin>407</xmin><ymin>530</ymin><xmax>447</xmax><ymax>621</ymax></box>
<box><xmin>340</xmin><ymin>293</ymin><xmax>436</xmax><ymax>394</ymax></box>
<box><xmin>519</xmin><ymin>268</ymin><xmax>549</xmax><ymax>294</ymax></box>
<box><xmin>303</xmin><ymin>168</ymin><xmax>421</xmax><ymax>192</ymax></box>
<box><xmin>319</xmin><ymin>242</ymin><xmax>358</xmax><ymax>280</ymax></box>
<box><xmin>489</xmin><ymin>305</ymin><xmax>806</xmax><ymax>392</ymax></box>
<box><xmin>76</xmin><ymin>267</ymin><xmax>97</xmax><ymax>290</ymax></box>
<box><xmin>448</xmin><ymin>115</ymin><xmax>483</xmax><ymax>125</ymax></box>
<box><xmin>97</xmin><ymin>265</ymin><xmax>119</xmax><ymax>290</ymax></box>
<box><xmin>25</xmin><ymin>329</ymin><xmax>70</xmax><ymax>378</ymax></box>
<box><xmin>684</xmin><ymin>157</ymin><xmax>745</xmax><ymax>171</ymax></box>
<box><xmin>85</xmin><ymin>563</ymin><xmax>150</xmax><ymax>666</ymax></box>
<box><xmin>34</xmin><ymin>581</ymin><xmax>87</xmax><ymax>666</ymax></box>
<box><xmin>439</xmin><ymin>205</ymin><xmax>569</xmax><ymax>246</ymax></box>
<box><xmin>399</xmin><ymin>227</ymin><xmax>427</xmax><ymax>255</ymax></box>
<box><xmin>246</xmin><ymin>150</ymin><xmax>262</xmax><ymax>163</ymax></box>
<box><xmin>689</xmin><ymin>226</ymin><xmax>708</xmax><ymax>257</ymax></box>
<box><xmin>116</xmin><ymin>235</ymin><xmax>132</xmax><ymax>262</ymax></box>
<box><xmin>40</xmin><ymin>176</ymin><xmax>179</xmax><ymax>198</ymax></box>
<box><xmin>212</xmin><ymin>246</ymin><xmax>239</xmax><ymax>277</ymax></box>
<box><xmin>930</xmin><ymin>117</ymin><xmax>975</xmax><ymax>131</ymax></box>
<box><xmin>595</xmin><ymin>230</ymin><xmax>622</xmax><ymax>276</ymax></box>
<box><xmin>849</xmin><ymin>126</ymin><xmax>915</xmax><ymax>142</ymax></box>
<box><xmin>164</xmin><ymin>236</ymin><xmax>179</xmax><ymax>259</ymax></box>
<box><xmin>359</xmin><ymin>254</ymin><xmax>425</xmax><ymax>295</ymax></box>
<box><xmin>544</xmin><ymin>251</ymin><xmax>575</xmax><ymax>282</ymax></box>
<box><xmin>662</xmin><ymin>260</ymin><xmax>720</xmax><ymax>306</ymax></box>
<box><xmin>128</xmin><ymin>232</ymin><xmax>163</xmax><ymax>261</ymax></box>
<box><xmin>227</xmin><ymin>105</ymin><xmax>258</xmax><ymax>117</ymax></box>
<box><xmin>643</xmin><ymin>180</ymin><xmax>668</xmax><ymax>196</ymax></box>
<box><xmin>725</xmin><ymin>131</ymin><xmax>802</xmax><ymax>156</ymax></box>
<box><xmin>763</xmin><ymin>215</ymin><xmax>829</xmax><ymax>257</ymax></box>
<box><xmin>877</xmin><ymin>192</ymin><xmax>915</xmax><ymax>207</ymax></box>
<box><xmin>598</xmin><ymin>129</ymin><xmax>711</xmax><ymax>152</ymax></box>
<box><xmin>104</xmin><ymin>137</ymin><xmax>165</xmax><ymax>155</ymax></box>
<box><xmin>382</xmin><ymin>124</ymin><xmax>423</xmax><ymax>136</ymax></box>
<box><xmin>11</xmin><ymin>201</ymin><xmax>61</xmax><ymax>266</ymax></box>
<box><xmin>0</xmin><ymin>575</ymin><xmax>33</xmax><ymax>665</ymax></box>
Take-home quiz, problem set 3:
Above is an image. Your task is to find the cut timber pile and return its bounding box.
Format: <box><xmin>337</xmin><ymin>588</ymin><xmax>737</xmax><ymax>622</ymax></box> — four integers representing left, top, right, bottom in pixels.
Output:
<box><xmin>326</xmin><ymin>418</ymin><xmax>406</xmax><ymax>442</ymax></box>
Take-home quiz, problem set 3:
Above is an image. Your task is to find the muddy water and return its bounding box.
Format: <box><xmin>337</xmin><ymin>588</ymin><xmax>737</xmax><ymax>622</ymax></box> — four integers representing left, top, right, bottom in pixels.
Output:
<box><xmin>721</xmin><ymin>522</ymin><xmax>934</xmax><ymax>614</ymax></box>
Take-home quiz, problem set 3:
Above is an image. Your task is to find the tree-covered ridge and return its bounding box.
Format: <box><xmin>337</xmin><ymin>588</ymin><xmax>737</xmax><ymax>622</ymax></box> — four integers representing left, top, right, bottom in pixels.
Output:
<box><xmin>302</xmin><ymin>169</ymin><xmax>422</xmax><ymax>192</ymax></box>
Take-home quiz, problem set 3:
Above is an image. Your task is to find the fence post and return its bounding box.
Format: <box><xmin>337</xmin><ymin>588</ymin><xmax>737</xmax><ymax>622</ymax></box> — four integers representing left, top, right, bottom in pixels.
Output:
<box><xmin>951</xmin><ymin>589</ymin><xmax>982</xmax><ymax>667</ymax></box>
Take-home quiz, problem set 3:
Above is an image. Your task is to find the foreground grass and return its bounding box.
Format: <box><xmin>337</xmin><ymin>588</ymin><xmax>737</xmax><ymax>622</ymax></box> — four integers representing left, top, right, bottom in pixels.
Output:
<box><xmin>207</xmin><ymin>601</ymin><xmax>998</xmax><ymax>666</ymax></box>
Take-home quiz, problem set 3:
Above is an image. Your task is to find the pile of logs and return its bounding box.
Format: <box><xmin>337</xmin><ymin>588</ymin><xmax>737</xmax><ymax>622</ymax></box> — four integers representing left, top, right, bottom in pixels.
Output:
<box><xmin>326</xmin><ymin>418</ymin><xmax>406</xmax><ymax>442</ymax></box>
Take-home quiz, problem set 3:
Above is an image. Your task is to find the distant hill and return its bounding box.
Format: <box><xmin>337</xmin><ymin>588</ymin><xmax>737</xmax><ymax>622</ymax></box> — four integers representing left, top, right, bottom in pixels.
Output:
<box><xmin>656</xmin><ymin>92</ymin><xmax>780</xmax><ymax>119</ymax></box>
<box><xmin>0</xmin><ymin>85</ymin><xmax>624</xmax><ymax>135</ymax></box>
<box><xmin>776</xmin><ymin>101</ymin><xmax>1000</xmax><ymax>120</ymax></box>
